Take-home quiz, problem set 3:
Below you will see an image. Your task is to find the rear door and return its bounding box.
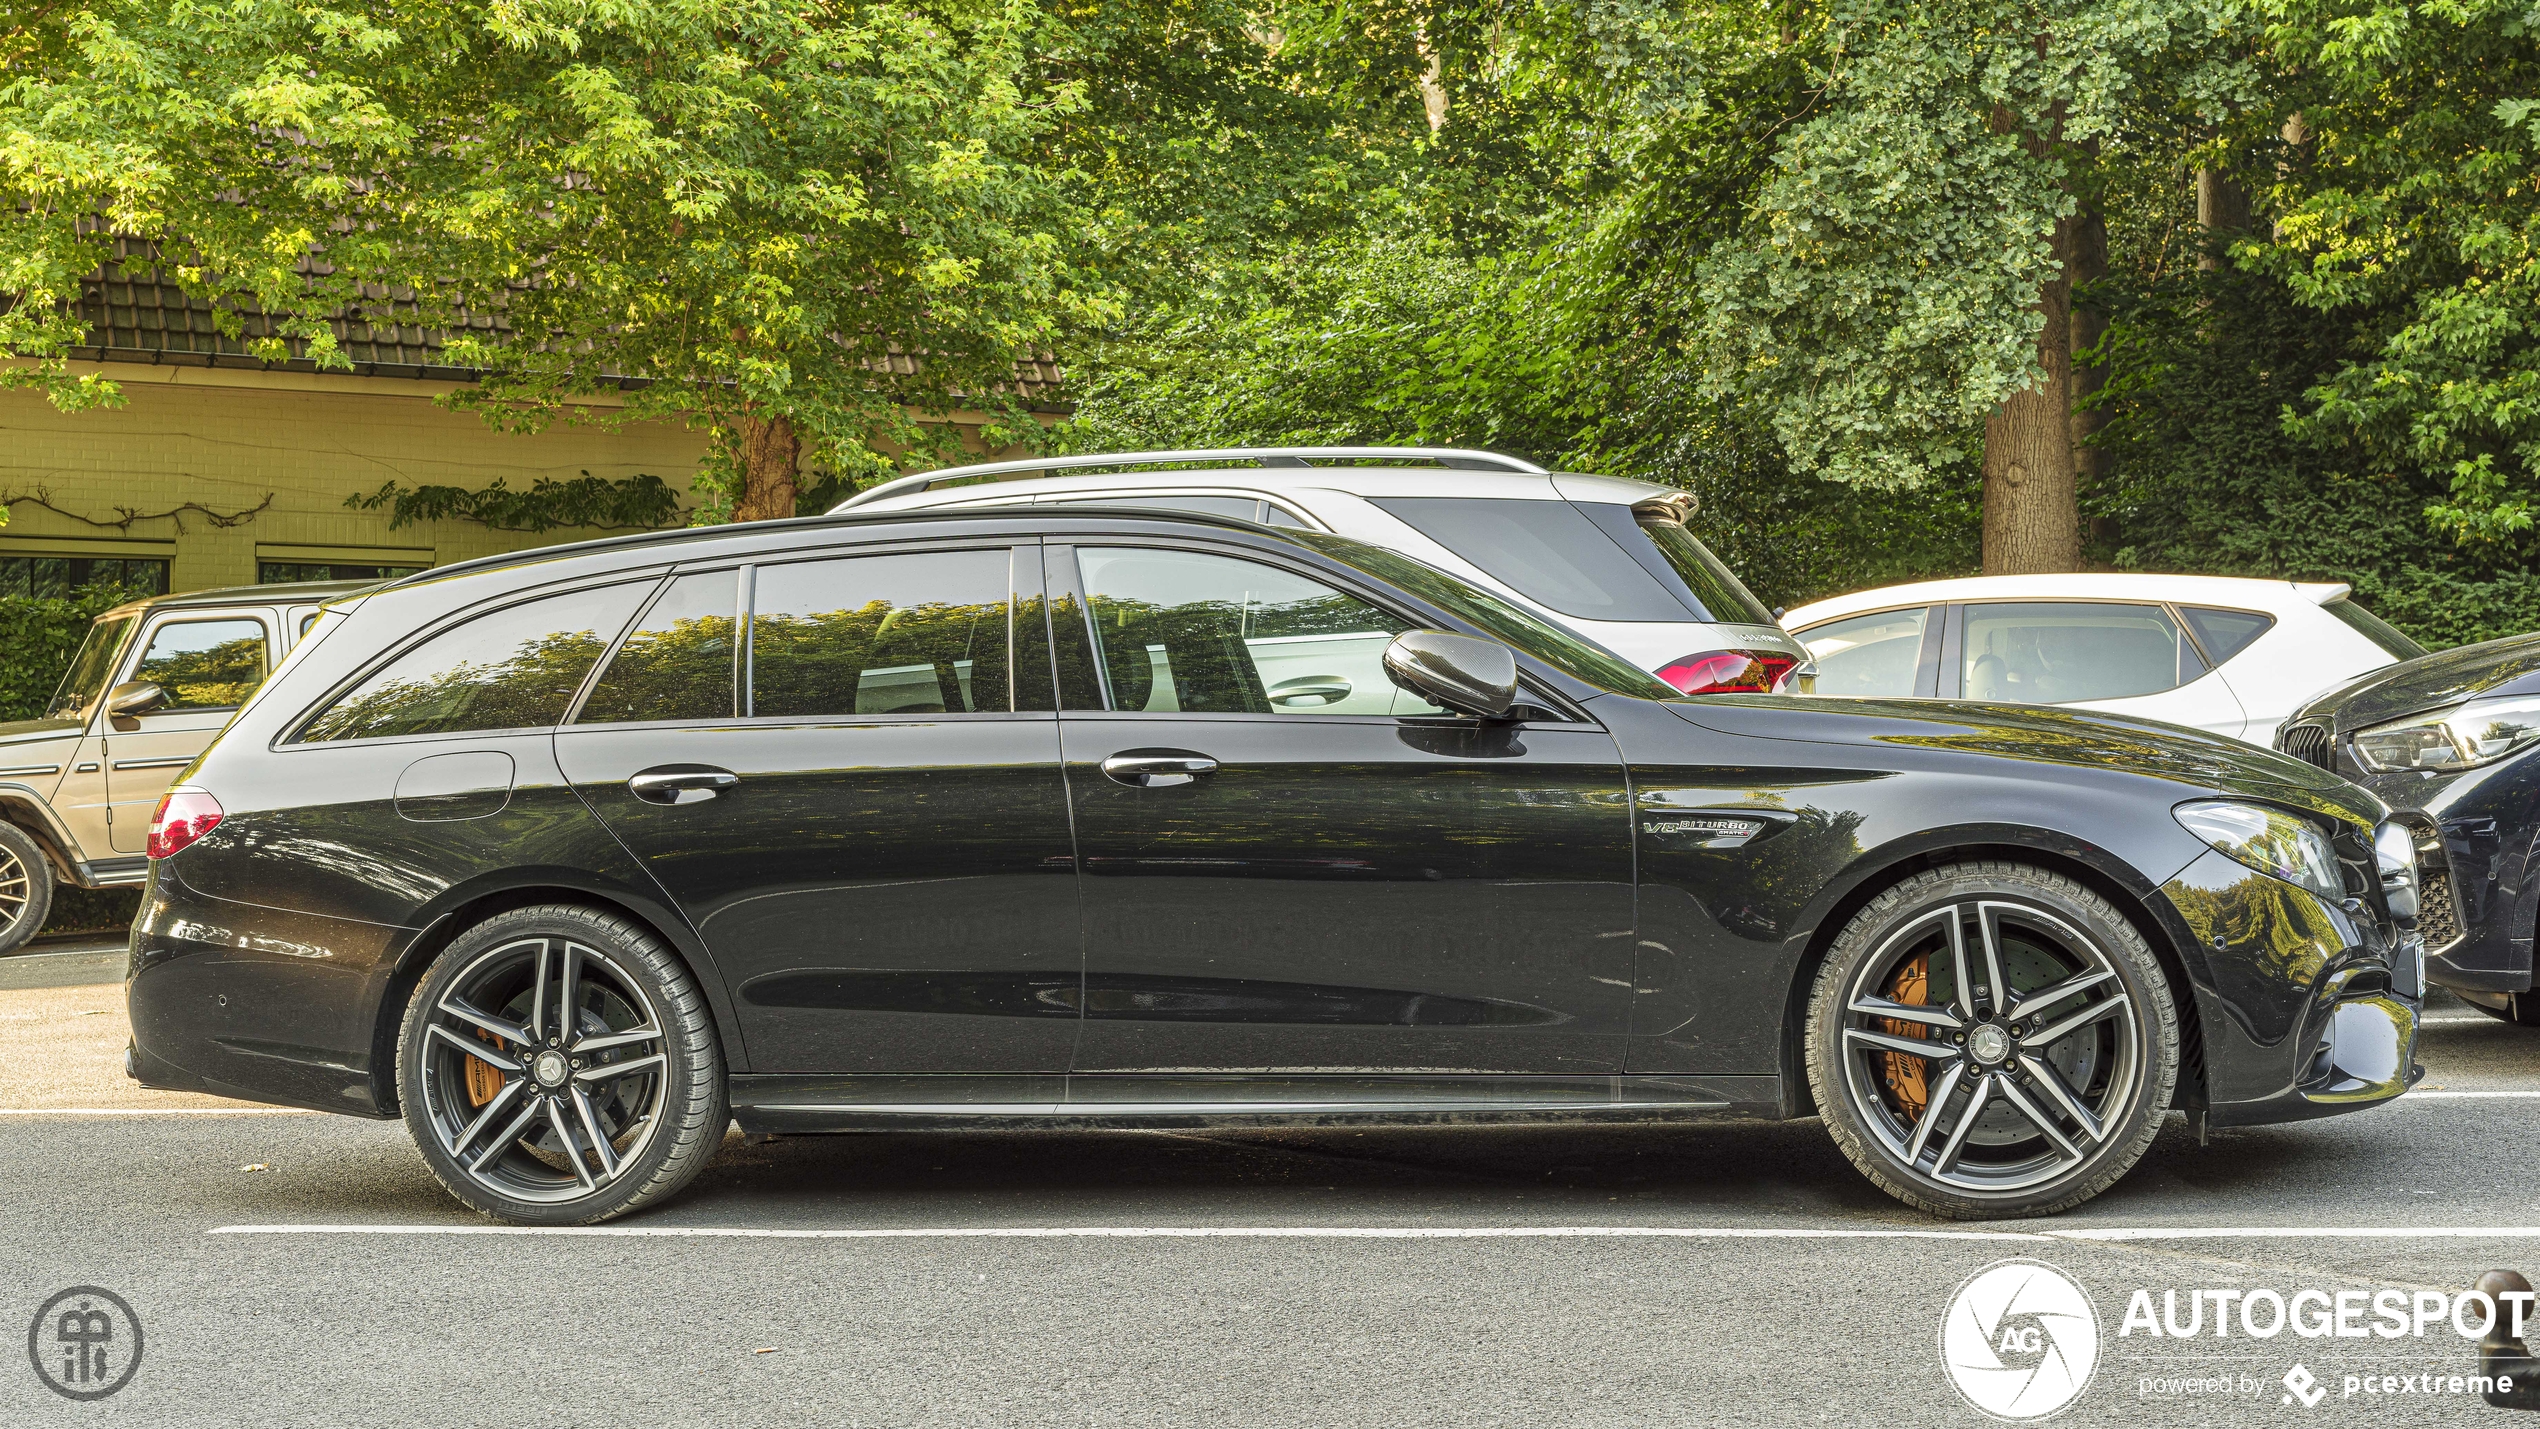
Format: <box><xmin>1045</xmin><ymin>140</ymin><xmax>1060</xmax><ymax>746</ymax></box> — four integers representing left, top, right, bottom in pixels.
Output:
<box><xmin>555</xmin><ymin>543</ymin><xmax>1082</xmax><ymax>1074</ymax></box>
<box><xmin>103</xmin><ymin>612</ymin><xmax>274</xmax><ymax>852</ymax></box>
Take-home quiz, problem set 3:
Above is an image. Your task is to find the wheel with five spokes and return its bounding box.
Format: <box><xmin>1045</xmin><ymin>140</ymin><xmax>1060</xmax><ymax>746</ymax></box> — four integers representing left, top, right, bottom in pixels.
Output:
<box><xmin>0</xmin><ymin>821</ymin><xmax>54</xmax><ymax>956</ymax></box>
<box><xmin>1805</xmin><ymin>862</ymin><xmax>2178</xmax><ymax>1219</ymax></box>
<box><xmin>396</xmin><ymin>905</ymin><xmax>726</xmax><ymax>1224</ymax></box>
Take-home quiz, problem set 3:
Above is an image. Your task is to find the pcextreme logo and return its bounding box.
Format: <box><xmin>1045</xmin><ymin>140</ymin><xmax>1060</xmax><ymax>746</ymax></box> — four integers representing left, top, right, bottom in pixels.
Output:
<box><xmin>1940</xmin><ymin>1259</ymin><xmax>2103</xmax><ymax>1422</ymax></box>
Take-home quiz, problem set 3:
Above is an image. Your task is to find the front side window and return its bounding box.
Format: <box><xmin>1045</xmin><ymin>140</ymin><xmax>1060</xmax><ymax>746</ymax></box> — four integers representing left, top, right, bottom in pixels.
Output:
<box><xmin>1075</xmin><ymin>546</ymin><xmax>1444</xmax><ymax>716</ymax></box>
<box><xmin>47</xmin><ymin>616</ymin><xmax>134</xmax><ymax>719</ymax></box>
<box><xmin>1800</xmin><ymin>607</ymin><xmax>1930</xmax><ymax>698</ymax></box>
<box><xmin>1960</xmin><ymin>602</ymin><xmax>2201</xmax><ymax>704</ymax></box>
<box><xmin>132</xmin><ymin>618</ymin><xmax>270</xmax><ymax>710</ymax></box>
<box><xmin>750</xmin><ymin>550</ymin><xmax>1014</xmax><ymax>717</ymax></box>
<box><xmin>300</xmin><ymin>583</ymin><xmax>648</xmax><ymax>742</ymax></box>
<box><xmin>577</xmin><ymin>572</ymin><xmax>740</xmax><ymax>724</ymax></box>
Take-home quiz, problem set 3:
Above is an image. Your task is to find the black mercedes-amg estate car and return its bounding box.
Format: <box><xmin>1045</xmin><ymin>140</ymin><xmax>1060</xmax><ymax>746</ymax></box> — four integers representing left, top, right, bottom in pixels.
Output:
<box><xmin>127</xmin><ymin>503</ymin><xmax>2426</xmax><ymax>1223</ymax></box>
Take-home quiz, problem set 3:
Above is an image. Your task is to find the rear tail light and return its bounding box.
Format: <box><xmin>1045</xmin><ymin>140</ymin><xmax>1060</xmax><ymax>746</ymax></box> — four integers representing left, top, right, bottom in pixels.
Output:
<box><xmin>1657</xmin><ymin>649</ymin><xmax>1807</xmax><ymax>695</ymax></box>
<box><xmin>147</xmin><ymin>787</ymin><xmax>224</xmax><ymax>859</ymax></box>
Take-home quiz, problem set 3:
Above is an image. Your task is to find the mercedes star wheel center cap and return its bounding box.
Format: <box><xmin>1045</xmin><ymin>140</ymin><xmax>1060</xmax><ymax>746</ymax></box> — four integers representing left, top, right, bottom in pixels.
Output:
<box><xmin>1967</xmin><ymin>1023</ymin><xmax>2012</xmax><ymax>1066</ymax></box>
<box><xmin>533</xmin><ymin>1050</ymin><xmax>570</xmax><ymax>1087</ymax></box>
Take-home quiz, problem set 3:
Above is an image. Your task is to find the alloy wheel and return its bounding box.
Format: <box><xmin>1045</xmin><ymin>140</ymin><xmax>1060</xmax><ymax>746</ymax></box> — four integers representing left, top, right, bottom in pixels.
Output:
<box><xmin>414</xmin><ymin>935</ymin><xmax>671</xmax><ymax>1206</ymax></box>
<box><xmin>0</xmin><ymin>841</ymin><xmax>27</xmax><ymax>933</ymax></box>
<box><xmin>1836</xmin><ymin>899</ymin><xmax>2144</xmax><ymax>1195</ymax></box>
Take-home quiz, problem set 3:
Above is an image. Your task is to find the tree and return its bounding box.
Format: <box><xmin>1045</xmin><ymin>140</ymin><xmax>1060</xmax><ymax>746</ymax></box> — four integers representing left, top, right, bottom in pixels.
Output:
<box><xmin>1687</xmin><ymin>0</ymin><xmax>2251</xmax><ymax>574</ymax></box>
<box><xmin>2</xmin><ymin>0</ymin><xmax>1109</xmax><ymax>522</ymax></box>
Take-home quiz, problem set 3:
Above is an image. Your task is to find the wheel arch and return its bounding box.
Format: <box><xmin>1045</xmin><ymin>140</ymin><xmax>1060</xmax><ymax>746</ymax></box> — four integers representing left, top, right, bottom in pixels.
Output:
<box><xmin>1774</xmin><ymin>837</ymin><xmax>2210</xmax><ymax>1120</ymax></box>
<box><xmin>367</xmin><ymin>875</ymin><xmax>743</xmax><ymax>1115</ymax></box>
<box><xmin>0</xmin><ymin>788</ymin><xmax>80</xmax><ymax>883</ymax></box>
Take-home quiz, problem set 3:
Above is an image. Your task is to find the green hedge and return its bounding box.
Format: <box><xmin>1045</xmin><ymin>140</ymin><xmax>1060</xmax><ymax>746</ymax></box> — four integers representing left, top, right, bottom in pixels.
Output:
<box><xmin>0</xmin><ymin>584</ymin><xmax>143</xmax><ymax>723</ymax></box>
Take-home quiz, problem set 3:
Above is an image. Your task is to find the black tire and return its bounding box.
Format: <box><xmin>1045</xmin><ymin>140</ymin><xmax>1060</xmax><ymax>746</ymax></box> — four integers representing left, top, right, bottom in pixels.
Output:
<box><xmin>0</xmin><ymin>821</ymin><xmax>56</xmax><ymax>955</ymax></box>
<box><xmin>2466</xmin><ymin>994</ymin><xmax>2540</xmax><ymax>1027</ymax></box>
<box><xmin>395</xmin><ymin>904</ymin><xmax>725</xmax><ymax>1224</ymax></box>
<box><xmin>1805</xmin><ymin>861</ymin><xmax>2179</xmax><ymax>1219</ymax></box>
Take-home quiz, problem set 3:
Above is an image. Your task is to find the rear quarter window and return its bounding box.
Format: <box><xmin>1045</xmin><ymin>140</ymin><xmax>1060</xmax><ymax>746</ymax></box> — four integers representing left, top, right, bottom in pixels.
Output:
<box><xmin>298</xmin><ymin>583</ymin><xmax>650</xmax><ymax>742</ymax></box>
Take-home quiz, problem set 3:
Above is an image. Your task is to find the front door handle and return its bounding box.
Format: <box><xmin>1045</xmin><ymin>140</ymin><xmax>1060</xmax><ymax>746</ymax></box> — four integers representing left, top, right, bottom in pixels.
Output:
<box><xmin>1101</xmin><ymin>750</ymin><xmax>1219</xmax><ymax>789</ymax></box>
<box><xmin>628</xmin><ymin>767</ymin><xmax>740</xmax><ymax>805</ymax></box>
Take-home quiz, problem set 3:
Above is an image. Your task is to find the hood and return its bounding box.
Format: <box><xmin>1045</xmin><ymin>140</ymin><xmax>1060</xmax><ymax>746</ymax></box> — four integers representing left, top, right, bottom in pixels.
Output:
<box><xmin>0</xmin><ymin>716</ymin><xmax>81</xmax><ymax>748</ymax></box>
<box><xmin>2298</xmin><ymin>630</ymin><xmax>2540</xmax><ymax>732</ymax></box>
<box><xmin>1666</xmin><ymin>695</ymin><xmax>2381</xmax><ymax>826</ymax></box>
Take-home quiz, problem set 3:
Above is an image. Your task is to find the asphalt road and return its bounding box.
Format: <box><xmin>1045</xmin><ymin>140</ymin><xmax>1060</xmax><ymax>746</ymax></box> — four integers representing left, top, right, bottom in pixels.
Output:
<box><xmin>4</xmin><ymin>951</ymin><xmax>2538</xmax><ymax>1427</ymax></box>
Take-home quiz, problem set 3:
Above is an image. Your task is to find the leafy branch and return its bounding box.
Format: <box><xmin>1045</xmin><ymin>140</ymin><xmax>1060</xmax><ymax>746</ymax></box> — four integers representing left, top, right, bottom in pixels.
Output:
<box><xmin>345</xmin><ymin>473</ymin><xmax>684</xmax><ymax>533</ymax></box>
<box><xmin>0</xmin><ymin>488</ymin><xmax>274</xmax><ymax>533</ymax></box>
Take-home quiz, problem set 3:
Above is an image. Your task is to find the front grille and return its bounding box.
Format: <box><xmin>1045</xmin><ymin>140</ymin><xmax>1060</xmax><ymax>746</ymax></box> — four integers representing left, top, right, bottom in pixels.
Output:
<box><xmin>2276</xmin><ymin>721</ymin><xmax>2335</xmax><ymax>771</ymax></box>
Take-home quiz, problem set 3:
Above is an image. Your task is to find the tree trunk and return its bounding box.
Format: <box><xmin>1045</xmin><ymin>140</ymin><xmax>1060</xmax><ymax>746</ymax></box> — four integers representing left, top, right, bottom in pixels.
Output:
<box><xmin>1981</xmin><ymin>209</ymin><xmax>2085</xmax><ymax>575</ymax></box>
<box><xmin>2196</xmin><ymin>168</ymin><xmax>2249</xmax><ymax>270</ymax></box>
<box><xmin>730</xmin><ymin>412</ymin><xmax>801</xmax><ymax>523</ymax></box>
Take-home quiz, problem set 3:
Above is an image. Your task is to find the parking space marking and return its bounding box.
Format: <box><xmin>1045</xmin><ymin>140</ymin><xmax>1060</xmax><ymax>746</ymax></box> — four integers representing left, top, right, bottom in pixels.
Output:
<box><xmin>211</xmin><ymin>1224</ymin><xmax>2056</xmax><ymax>1241</ymax></box>
<box><xmin>0</xmin><ymin>1107</ymin><xmax>319</xmax><ymax>1115</ymax></box>
<box><xmin>209</xmin><ymin>1223</ymin><xmax>2540</xmax><ymax>1242</ymax></box>
<box><xmin>2394</xmin><ymin>1090</ymin><xmax>2540</xmax><ymax>1098</ymax></box>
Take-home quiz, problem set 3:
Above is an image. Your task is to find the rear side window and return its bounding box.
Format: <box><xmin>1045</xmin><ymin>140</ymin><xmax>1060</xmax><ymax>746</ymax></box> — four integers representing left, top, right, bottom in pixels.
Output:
<box><xmin>1371</xmin><ymin>497</ymin><xmax>1695</xmax><ymax>622</ymax></box>
<box><xmin>1960</xmin><ymin>602</ymin><xmax>2201</xmax><ymax>703</ymax></box>
<box><xmin>300</xmin><ymin>584</ymin><xmax>649</xmax><ymax>742</ymax></box>
<box><xmin>132</xmin><ymin>618</ymin><xmax>270</xmax><ymax>710</ymax></box>
<box><xmin>576</xmin><ymin>572</ymin><xmax>740</xmax><ymax>724</ymax></box>
<box><xmin>750</xmin><ymin>550</ymin><xmax>1014</xmax><ymax>717</ymax></box>
<box><xmin>2324</xmin><ymin>598</ymin><xmax>2429</xmax><ymax>660</ymax></box>
<box><xmin>2180</xmin><ymin>606</ymin><xmax>2276</xmax><ymax>666</ymax></box>
<box><xmin>1799</xmin><ymin>607</ymin><xmax>1931</xmax><ymax>698</ymax></box>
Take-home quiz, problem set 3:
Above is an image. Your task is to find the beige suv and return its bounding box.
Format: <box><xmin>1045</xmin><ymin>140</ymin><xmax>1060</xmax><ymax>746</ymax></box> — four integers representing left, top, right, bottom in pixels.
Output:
<box><xmin>0</xmin><ymin>580</ymin><xmax>371</xmax><ymax>951</ymax></box>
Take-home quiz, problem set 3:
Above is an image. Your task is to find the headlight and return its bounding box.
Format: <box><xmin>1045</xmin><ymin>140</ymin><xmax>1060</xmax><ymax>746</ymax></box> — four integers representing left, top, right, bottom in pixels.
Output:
<box><xmin>2373</xmin><ymin>820</ymin><xmax>2419</xmax><ymax>926</ymax></box>
<box><xmin>2175</xmin><ymin>800</ymin><xmax>2344</xmax><ymax>902</ymax></box>
<box><xmin>2351</xmin><ymin>694</ymin><xmax>2540</xmax><ymax>773</ymax></box>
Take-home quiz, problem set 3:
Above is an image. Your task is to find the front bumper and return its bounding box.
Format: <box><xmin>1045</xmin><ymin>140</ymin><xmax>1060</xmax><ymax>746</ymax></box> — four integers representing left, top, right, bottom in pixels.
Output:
<box><xmin>2153</xmin><ymin>848</ymin><xmax>2423</xmax><ymax>1128</ymax></box>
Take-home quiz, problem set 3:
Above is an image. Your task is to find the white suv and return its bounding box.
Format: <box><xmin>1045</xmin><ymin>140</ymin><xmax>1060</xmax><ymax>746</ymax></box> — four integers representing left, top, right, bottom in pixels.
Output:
<box><xmin>834</xmin><ymin>446</ymin><xmax>1810</xmax><ymax>692</ymax></box>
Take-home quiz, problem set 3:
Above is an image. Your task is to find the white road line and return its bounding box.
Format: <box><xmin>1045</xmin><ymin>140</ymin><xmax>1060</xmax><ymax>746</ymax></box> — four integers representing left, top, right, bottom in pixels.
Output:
<box><xmin>2397</xmin><ymin>1091</ymin><xmax>2540</xmax><ymax>1098</ymax></box>
<box><xmin>0</xmin><ymin>1107</ymin><xmax>318</xmax><ymax>1116</ymax></box>
<box><xmin>210</xmin><ymin>1224</ymin><xmax>2054</xmax><ymax>1241</ymax></box>
<box><xmin>2420</xmin><ymin>1016</ymin><xmax>2496</xmax><ymax>1025</ymax></box>
<box><xmin>207</xmin><ymin>1224</ymin><xmax>2540</xmax><ymax>1242</ymax></box>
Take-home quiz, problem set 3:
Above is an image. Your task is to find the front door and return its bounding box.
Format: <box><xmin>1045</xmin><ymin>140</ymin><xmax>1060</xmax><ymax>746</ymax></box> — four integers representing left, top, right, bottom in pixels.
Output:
<box><xmin>104</xmin><ymin>613</ymin><xmax>273</xmax><ymax>852</ymax></box>
<box><xmin>1052</xmin><ymin>541</ymin><xmax>1637</xmax><ymax>1077</ymax></box>
<box><xmin>556</xmin><ymin>545</ymin><xmax>1082</xmax><ymax>1075</ymax></box>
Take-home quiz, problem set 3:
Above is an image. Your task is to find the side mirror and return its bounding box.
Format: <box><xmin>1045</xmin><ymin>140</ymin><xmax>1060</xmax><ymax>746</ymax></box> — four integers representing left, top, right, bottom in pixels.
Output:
<box><xmin>104</xmin><ymin>681</ymin><xmax>167</xmax><ymax>727</ymax></box>
<box><xmin>1382</xmin><ymin>631</ymin><xmax>1518</xmax><ymax>720</ymax></box>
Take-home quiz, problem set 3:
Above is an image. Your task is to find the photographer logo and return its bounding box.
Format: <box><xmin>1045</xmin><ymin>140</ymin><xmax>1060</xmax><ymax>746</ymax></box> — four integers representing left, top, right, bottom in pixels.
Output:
<box><xmin>1941</xmin><ymin>1260</ymin><xmax>2101</xmax><ymax>1421</ymax></box>
<box><xmin>26</xmin><ymin>1286</ymin><xmax>143</xmax><ymax>1401</ymax></box>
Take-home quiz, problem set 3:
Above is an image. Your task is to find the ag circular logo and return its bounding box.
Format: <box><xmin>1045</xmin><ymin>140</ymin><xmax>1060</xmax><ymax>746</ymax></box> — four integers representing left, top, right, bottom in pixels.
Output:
<box><xmin>26</xmin><ymin>1286</ymin><xmax>143</xmax><ymax>1401</ymax></box>
<box><xmin>1939</xmin><ymin>1259</ymin><xmax>2099</xmax><ymax>1421</ymax></box>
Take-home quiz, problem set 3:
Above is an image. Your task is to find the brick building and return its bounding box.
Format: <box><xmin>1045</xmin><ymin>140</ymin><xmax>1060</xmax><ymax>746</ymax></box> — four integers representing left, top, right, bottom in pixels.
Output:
<box><xmin>0</xmin><ymin>254</ymin><xmax>1058</xmax><ymax>598</ymax></box>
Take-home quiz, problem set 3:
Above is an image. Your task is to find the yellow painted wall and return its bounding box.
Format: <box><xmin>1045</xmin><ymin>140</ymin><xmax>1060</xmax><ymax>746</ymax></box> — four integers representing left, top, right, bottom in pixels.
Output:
<box><xmin>0</xmin><ymin>363</ymin><xmax>714</xmax><ymax>593</ymax></box>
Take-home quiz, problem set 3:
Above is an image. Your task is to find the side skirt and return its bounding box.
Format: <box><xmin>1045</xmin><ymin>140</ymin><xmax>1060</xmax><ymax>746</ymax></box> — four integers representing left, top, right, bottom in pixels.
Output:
<box><xmin>730</xmin><ymin>1073</ymin><xmax>1784</xmax><ymax>1133</ymax></box>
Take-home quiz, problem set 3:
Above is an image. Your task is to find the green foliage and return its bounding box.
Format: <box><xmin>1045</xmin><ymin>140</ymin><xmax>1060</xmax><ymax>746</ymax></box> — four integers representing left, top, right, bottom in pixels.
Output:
<box><xmin>2238</xmin><ymin>0</ymin><xmax>2540</xmax><ymax>546</ymax></box>
<box><xmin>0</xmin><ymin>583</ymin><xmax>140</xmax><ymax>723</ymax></box>
<box><xmin>345</xmin><ymin>473</ymin><xmax>684</xmax><ymax>534</ymax></box>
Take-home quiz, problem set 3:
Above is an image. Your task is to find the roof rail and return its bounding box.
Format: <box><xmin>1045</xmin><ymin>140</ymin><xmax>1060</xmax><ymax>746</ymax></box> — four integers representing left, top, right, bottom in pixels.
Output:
<box><xmin>831</xmin><ymin>445</ymin><xmax>1549</xmax><ymax>512</ymax></box>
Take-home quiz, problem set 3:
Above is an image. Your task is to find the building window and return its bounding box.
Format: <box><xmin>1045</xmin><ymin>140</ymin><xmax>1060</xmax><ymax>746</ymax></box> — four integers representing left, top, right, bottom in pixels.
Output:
<box><xmin>259</xmin><ymin>562</ymin><xmax>424</xmax><ymax>584</ymax></box>
<box><xmin>0</xmin><ymin>556</ymin><xmax>170</xmax><ymax>600</ymax></box>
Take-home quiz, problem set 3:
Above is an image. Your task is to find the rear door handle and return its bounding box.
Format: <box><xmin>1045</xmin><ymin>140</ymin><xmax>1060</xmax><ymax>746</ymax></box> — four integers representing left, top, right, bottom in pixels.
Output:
<box><xmin>1101</xmin><ymin>750</ymin><xmax>1219</xmax><ymax>788</ymax></box>
<box><xmin>628</xmin><ymin>767</ymin><xmax>740</xmax><ymax>805</ymax></box>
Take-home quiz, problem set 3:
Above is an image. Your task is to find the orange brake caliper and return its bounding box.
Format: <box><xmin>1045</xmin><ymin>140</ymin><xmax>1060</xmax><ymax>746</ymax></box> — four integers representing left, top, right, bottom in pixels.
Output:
<box><xmin>464</xmin><ymin>1030</ymin><xmax>505</xmax><ymax>1107</ymax></box>
<box><xmin>1876</xmin><ymin>954</ymin><xmax>1932</xmax><ymax>1122</ymax></box>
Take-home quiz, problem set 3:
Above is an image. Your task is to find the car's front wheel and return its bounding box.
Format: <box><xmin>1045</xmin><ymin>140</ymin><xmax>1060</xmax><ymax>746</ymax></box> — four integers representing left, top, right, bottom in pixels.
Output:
<box><xmin>0</xmin><ymin>821</ymin><xmax>55</xmax><ymax>955</ymax></box>
<box><xmin>1805</xmin><ymin>861</ymin><xmax>2179</xmax><ymax>1219</ymax></box>
<box><xmin>395</xmin><ymin>905</ymin><xmax>726</xmax><ymax>1224</ymax></box>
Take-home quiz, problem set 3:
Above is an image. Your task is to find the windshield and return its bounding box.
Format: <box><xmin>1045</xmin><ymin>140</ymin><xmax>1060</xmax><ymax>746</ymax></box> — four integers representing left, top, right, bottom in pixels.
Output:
<box><xmin>1290</xmin><ymin>531</ymin><xmax>1680</xmax><ymax>698</ymax></box>
<box><xmin>47</xmin><ymin>615</ymin><xmax>134</xmax><ymax>720</ymax></box>
<box><xmin>2325</xmin><ymin>598</ymin><xmax>2429</xmax><ymax>661</ymax></box>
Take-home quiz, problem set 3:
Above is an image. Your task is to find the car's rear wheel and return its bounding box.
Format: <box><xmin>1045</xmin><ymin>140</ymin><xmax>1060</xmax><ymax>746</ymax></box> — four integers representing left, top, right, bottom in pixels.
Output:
<box><xmin>0</xmin><ymin>822</ymin><xmax>55</xmax><ymax>955</ymax></box>
<box><xmin>396</xmin><ymin>905</ymin><xmax>725</xmax><ymax>1224</ymax></box>
<box><xmin>1805</xmin><ymin>862</ymin><xmax>2178</xmax><ymax>1219</ymax></box>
